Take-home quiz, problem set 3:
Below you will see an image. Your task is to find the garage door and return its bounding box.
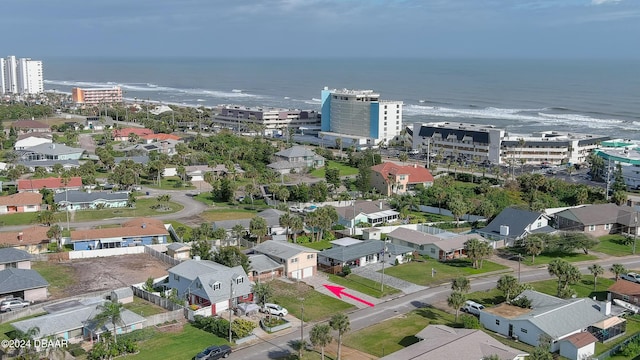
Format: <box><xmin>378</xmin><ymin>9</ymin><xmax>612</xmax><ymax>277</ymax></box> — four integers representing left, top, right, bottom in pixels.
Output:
<box><xmin>216</xmin><ymin>300</ymin><xmax>229</xmax><ymax>313</ymax></box>
<box><xmin>302</xmin><ymin>267</ymin><xmax>313</xmax><ymax>279</ymax></box>
<box><xmin>291</xmin><ymin>270</ymin><xmax>301</xmax><ymax>280</ymax></box>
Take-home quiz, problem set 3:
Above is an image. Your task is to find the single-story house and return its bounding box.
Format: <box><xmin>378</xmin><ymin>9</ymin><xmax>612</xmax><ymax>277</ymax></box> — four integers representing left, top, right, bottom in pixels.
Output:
<box><xmin>380</xmin><ymin>324</ymin><xmax>528</xmax><ymax>360</ymax></box>
<box><xmin>480</xmin><ymin>290</ymin><xmax>624</xmax><ymax>358</ymax></box>
<box><xmin>166</xmin><ymin>259</ymin><xmax>252</xmax><ymax>315</ymax></box>
<box><xmin>12</xmin><ymin>299</ymin><xmax>145</xmax><ymax>343</ymax></box>
<box><xmin>476</xmin><ymin>207</ymin><xmax>555</xmax><ymax>248</ymax></box>
<box><xmin>69</xmin><ymin>217</ymin><xmax>170</xmax><ymax>251</ymax></box>
<box><xmin>18</xmin><ymin>159</ymin><xmax>81</xmax><ymax>172</ymax></box>
<box><xmin>251</xmin><ymin>240</ymin><xmax>318</xmax><ymax>279</ymax></box>
<box><xmin>608</xmin><ymin>279</ymin><xmax>640</xmax><ymax>306</ymax></box>
<box><xmin>86</xmin><ymin>116</ymin><xmax>114</xmax><ymax>130</ymax></box>
<box><xmin>267</xmin><ymin>145</ymin><xmax>325</xmax><ymax>174</ymax></box>
<box><xmin>18</xmin><ymin>176</ymin><xmax>83</xmax><ymax>193</ymax></box>
<box><xmin>0</xmin><ymin>192</ymin><xmax>42</xmax><ymax>214</ymax></box>
<box><xmin>371</xmin><ymin>162</ymin><xmax>434</xmax><ymax>196</ymax></box>
<box><xmin>317</xmin><ymin>238</ymin><xmax>414</xmax><ymax>273</ymax></box>
<box><xmin>112</xmin><ymin>127</ymin><xmax>154</xmax><ymax>142</ymax></box>
<box><xmin>387</xmin><ymin>226</ymin><xmax>489</xmax><ymax>261</ymax></box>
<box><xmin>166</xmin><ymin>242</ymin><xmax>191</xmax><ymax>260</ymax></box>
<box><xmin>54</xmin><ymin>190</ymin><xmax>129</xmax><ymax>210</ymax></box>
<box><xmin>248</xmin><ymin>254</ymin><xmax>285</xmax><ymax>282</ymax></box>
<box><xmin>114</xmin><ymin>155</ymin><xmax>150</xmax><ymax>165</ymax></box>
<box><xmin>0</xmin><ymin>248</ymin><xmax>32</xmax><ymax>270</ymax></box>
<box><xmin>16</xmin><ymin>142</ymin><xmax>85</xmax><ymax>161</ymax></box>
<box><xmin>14</xmin><ymin>133</ymin><xmax>53</xmax><ymax>150</ymax></box>
<box><xmin>334</xmin><ymin>200</ymin><xmax>399</xmax><ymax>229</ymax></box>
<box><xmin>0</xmin><ymin>226</ymin><xmax>52</xmax><ymax>254</ymax></box>
<box><xmin>110</xmin><ymin>287</ymin><xmax>134</xmax><ymax>304</ymax></box>
<box><xmin>0</xmin><ymin>268</ymin><xmax>48</xmax><ymax>302</ymax></box>
<box><xmin>11</xmin><ymin>119</ymin><xmax>50</xmax><ymax>133</ymax></box>
<box><xmin>142</xmin><ymin>133</ymin><xmax>181</xmax><ymax>143</ymax></box>
<box><xmin>554</xmin><ymin>203</ymin><xmax>639</xmax><ymax>237</ymax></box>
<box><xmin>121</xmin><ymin>139</ymin><xmax>179</xmax><ymax>156</ymax></box>
<box><xmin>212</xmin><ymin>208</ymin><xmax>286</xmax><ymax>236</ymax></box>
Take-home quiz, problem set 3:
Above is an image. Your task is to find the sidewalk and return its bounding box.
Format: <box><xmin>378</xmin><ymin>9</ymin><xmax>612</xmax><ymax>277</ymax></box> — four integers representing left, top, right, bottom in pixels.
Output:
<box><xmin>302</xmin><ymin>272</ymin><xmax>381</xmax><ymax>309</ymax></box>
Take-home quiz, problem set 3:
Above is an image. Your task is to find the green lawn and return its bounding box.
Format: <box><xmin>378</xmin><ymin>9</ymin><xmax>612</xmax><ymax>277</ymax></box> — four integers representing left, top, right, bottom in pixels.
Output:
<box><xmin>594</xmin><ymin>235</ymin><xmax>635</xmax><ymax>257</ymax></box>
<box><xmin>142</xmin><ymin>176</ymin><xmax>196</xmax><ymax>190</ymax></box>
<box><xmin>193</xmin><ymin>192</ymin><xmax>216</xmax><ymax>205</ymax></box>
<box><xmin>299</xmin><ymin>240</ymin><xmax>334</xmax><ymax>251</ymax></box>
<box><xmin>500</xmin><ymin>248</ymin><xmax>599</xmax><ymax>266</ymax></box>
<box><xmin>383</xmin><ymin>258</ymin><xmax>511</xmax><ymax>286</ymax></box>
<box><xmin>166</xmin><ymin>220</ymin><xmax>193</xmax><ymax>241</ymax></box>
<box><xmin>0</xmin><ymin>211</ymin><xmax>40</xmax><ymax>226</ymax></box>
<box><xmin>32</xmin><ymin>261</ymin><xmax>74</xmax><ymax>298</ymax></box>
<box><xmin>310</xmin><ymin>161</ymin><xmax>359</xmax><ymax>178</ymax></box>
<box><xmin>123</xmin><ymin>297</ymin><xmax>167</xmax><ymax>317</ymax></box>
<box><xmin>270</xmin><ymin>280</ymin><xmax>354</xmax><ymax>322</ymax></box>
<box><xmin>327</xmin><ymin>274</ymin><xmax>401</xmax><ymax>298</ymax></box>
<box><xmin>128</xmin><ymin>324</ymin><xmax>227</xmax><ymax>360</ymax></box>
<box><xmin>199</xmin><ymin>208</ymin><xmax>259</xmax><ymax>222</ymax></box>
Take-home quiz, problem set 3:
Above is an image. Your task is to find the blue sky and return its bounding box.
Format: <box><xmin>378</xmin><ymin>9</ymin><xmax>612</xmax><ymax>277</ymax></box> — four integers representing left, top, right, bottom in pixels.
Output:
<box><xmin>4</xmin><ymin>0</ymin><xmax>639</xmax><ymax>58</ymax></box>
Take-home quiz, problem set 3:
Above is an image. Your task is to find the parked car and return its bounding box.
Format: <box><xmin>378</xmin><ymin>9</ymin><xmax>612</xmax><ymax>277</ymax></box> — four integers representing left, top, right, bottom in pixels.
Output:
<box><xmin>621</xmin><ymin>272</ymin><xmax>640</xmax><ymax>284</ymax></box>
<box><xmin>462</xmin><ymin>300</ymin><xmax>485</xmax><ymax>316</ymax></box>
<box><xmin>289</xmin><ymin>206</ymin><xmax>303</xmax><ymax>213</ymax></box>
<box><xmin>195</xmin><ymin>345</ymin><xmax>232</xmax><ymax>360</ymax></box>
<box><xmin>261</xmin><ymin>303</ymin><xmax>288</xmax><ymax>317</ymax></box>
<box><xmin>0</xmin><ymin>299</ymin><xmax>29</xmax><ymax>312</ymax></box>
<box><xmin>303</xmin><ymin>205</ymin><xmax>317</xmax><ymax>213</ymax></box>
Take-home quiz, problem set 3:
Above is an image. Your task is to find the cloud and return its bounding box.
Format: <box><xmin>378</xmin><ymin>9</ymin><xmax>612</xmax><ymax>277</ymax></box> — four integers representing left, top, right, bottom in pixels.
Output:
<box><xmin>592</xmin><ymin>0</ymin><xmax>623</xmax><ymax>5</ymax></box>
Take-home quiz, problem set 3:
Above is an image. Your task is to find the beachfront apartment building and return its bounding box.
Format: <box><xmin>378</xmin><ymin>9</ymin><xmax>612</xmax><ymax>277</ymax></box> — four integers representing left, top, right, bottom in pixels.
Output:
<box><xmin>411</xmin><ymin>121</ymin><xmax>609</xmax><ymax>166</ymax></box>
<box><xmin>72</xmin><ymin>86</ymin><xmax>123</xmax><ymax>106</ymax></box>
<box><xmin>320</xmin><ymin>87</ymin><xmax>403</xmax><ymax>148</ymax></box>
<box><xmin>211</xmin><ymin>105</ymin><xmax>321</xmax><ymax>135</ymax></box>
<box><xmin>0</xmin><ymin>56</ymin><xmax>44</xmax><ymax>95</ymax></box>
<box><xmin>594</xmin><ymin>144</ymin><xmax>640</xmax><ymax>190</ymax></box>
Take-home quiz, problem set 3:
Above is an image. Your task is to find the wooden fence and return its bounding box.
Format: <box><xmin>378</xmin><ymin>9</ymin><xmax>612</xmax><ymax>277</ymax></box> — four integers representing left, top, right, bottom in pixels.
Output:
<box><xmin>144</xmin><ymin>245</ymin><xmax>182</xmax><ymax>266</ymax></box>
<box><xmin>131</xmin><ymin>286</ymin><xmax>184</xmax><ymax>311</ymax></box>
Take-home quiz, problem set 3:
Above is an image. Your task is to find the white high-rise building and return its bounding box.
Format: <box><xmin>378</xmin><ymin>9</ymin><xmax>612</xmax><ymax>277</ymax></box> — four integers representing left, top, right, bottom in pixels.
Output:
<box><xmin>0</xmin><ymin>56</ymin><xmax>43</xmax><ymax>95</ymax></box>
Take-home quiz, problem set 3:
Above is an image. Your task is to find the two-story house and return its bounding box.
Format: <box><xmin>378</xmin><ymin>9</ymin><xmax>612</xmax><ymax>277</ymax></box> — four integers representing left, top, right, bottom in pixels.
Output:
<box><xmin>267</xmin><ymin>145</ymin><xmax>325</xmax><ymax>174</ymax></box>
<box><xmin>370</xmin><ymin>162</ymin><xmax>434</xmax><ymax>196</ymax></box>
<box><xmin>475</xmin><ymin>207</ymin><xmax>555</xmax><ymax>248</ymax></box>
<box><xmin>251</xmin><ymin>240</ymin><xmax>319</xmax><ymax>279</ymax></box>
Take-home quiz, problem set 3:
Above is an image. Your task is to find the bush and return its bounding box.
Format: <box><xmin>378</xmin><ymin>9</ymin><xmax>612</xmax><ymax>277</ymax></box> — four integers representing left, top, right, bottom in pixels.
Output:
<box><xmin>461</xmin><ymin>314</ymin><xmax>480</xmax><ymax>329</ymax></box>
<box><xmin>342</xmin><ymin>265</ymin><xmax>352</xmax><ymax>276</ymax></box>
<box><xmin>232</xmin><ymin>318</ymin><xmax>257</xmax><ymax>338</ymax></box>
<box><xmin>296</xmin><ymin>235</ymin><xmax>312</xmax><ymax>244</ymax></box>
<box><xmin>618</xmin><ymin>335</ymin><xmax>640</xmax><ymax>357</ymax></box>
<box><xmin>192</xmin><ymin>315</ymin><xmax>230</xmax><ymax>338</ymax></box>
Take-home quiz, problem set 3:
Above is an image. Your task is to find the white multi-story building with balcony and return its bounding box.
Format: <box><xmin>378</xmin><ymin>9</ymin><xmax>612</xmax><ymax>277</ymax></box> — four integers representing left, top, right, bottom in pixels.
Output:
<box><xmin>0</xmin><ymin>56</ymin><xmax>43</xmax><ymax>95</ymax></box>
<box><xmin>211</xmin><ymin>105</ymin><xmax>320</xmax><ymax>136</ymax></box>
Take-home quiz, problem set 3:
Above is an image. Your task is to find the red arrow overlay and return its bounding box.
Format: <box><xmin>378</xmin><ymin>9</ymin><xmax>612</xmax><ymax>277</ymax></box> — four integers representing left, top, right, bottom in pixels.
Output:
<box><xmin>323</xmin><ymin>284</ymin><xmax>375</xmax><ymax>307</ymax></box>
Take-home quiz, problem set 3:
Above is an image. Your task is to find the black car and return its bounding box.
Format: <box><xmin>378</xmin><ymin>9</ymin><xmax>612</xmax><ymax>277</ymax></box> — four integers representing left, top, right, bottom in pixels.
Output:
<box><xmin>195</xmin><ymin>345</ymin><xmax>231</xmax><ymax>360</ymax></box>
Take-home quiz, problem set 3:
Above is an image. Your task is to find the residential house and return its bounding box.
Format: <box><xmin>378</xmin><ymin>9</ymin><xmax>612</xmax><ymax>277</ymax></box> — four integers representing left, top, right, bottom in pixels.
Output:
<box><xmin>18</xmin><ymin>159</ymin><xmax>81</xmax><ymax>172</ymax></box>
<box><xmin>121</xmin><ymin>139</ymin><xmax>179</xmax><ymax>156</ymax></box>
<box><xmin>86</xmin><ymin>116</ymin><xmax>114</xmax><ymax>130</ymax></box>
<box><xmin>0</xmin><ymin>248</ymin><xmax>32</xmax><ymax>270</ymax></box>
<box><xmin>166</xmin><ymin>259</ymin><xmax>252</xmax><ymax>315</ymax></box>
<box><xmin>317</xmin><ymin>238</ymin><xmax>414</xmax><ymax>273</ymax></box>
<box><xmin>608</xmin><ymin>279</ymin><xmax>640</xmax><ymax>306</ymax></box>
<box><xmin>387</xmin><ymin>226</ymin><xmax>488</xmax><ymax>260</ymax></box>
<box><xmin>12</xmin><ymin>299</ymin><xmax>145</xmax><ymax>342</ymax></box>
<box><xmin>115</xmin><ymin>155</ymin><xmax>149</xmax><ymax>165</ymax></box>
<box><xmin>248</xmin><ymin>254</ymin><xmax>285</xmax><ymax>282</ymax></box>
<box><xmin>554</xmin><ymin>203</ymin><xmax>639</xmax><ymax>237</ymax></box>
<box><xmin>16</xmin><ymin>142</ymin><xmax>85</xmax><ymax>161</ymax></box>
<box><xmin>251</xmin><ymin>240</ymin><xmax>318</xmax><ymax>279</ymax></box>
<box><xmin>371</xmin><ymin>162</ymin><xmax>434</xmax><ymax>196</ymax></box>
<box><xmin>212</xmin><ymin>208</ymin><xmax>286</xmax><ymax>237</ymax></box>
<box><xmin>0</xmin><ymin>226</ymin><xmax>52</xmax><ymax>254</ymax></box>
<box><xmin>55</xmin><ymin>190</ymin><xmax>129</xmax><ymax>210</ymax></box>
<box><xmin>142</xmin><ymin>133</ymin><xmax>181</xmax><ymax>143</ymax></box>
<box><xmin>334</xmin><ymin>200</ymin><xmax>399</xmax><ymax>229</ymax></box>
<box><xmin>480</xmin><ymin>290</ymin><xmax>624</xmax><ymax>358</ymax></box>
<box><xmin>166</xmin><ymin>242</ymin><xmax>191</xmax><ymax>260</ymax></box>
<box><xmin>112</xmin><ymin>127</ymin><xmax>154</xmax><ymax>142</ymax></box>
<box><xmin>380</xmin><ymin>324</ymin><xmax>528</xmax><ymax>360</ymax></box>
<box><xmin>14</xmin><ymin>132</ymin><xmax>52</xmax><ymax>150</ymax></box>
<box><xmin>11</xmin><ymin>119</ymin><xmax>50</xmax><ymax>133</ymax></box>
<box><xmin>69</xmin><ymin>218</ymin><xmax>170</xmax><ymax>251</ymax></box>
<box><xmin>267</xmin><ymin>145</ymin><xmax>325</xmax><ymax>174</ymax></box>
<box><xmin>476</xmin><ymin>207</ymin><xmax>555</xmax><ymax>248</ymax></box>
<box><xmin>18</xmin><ymin>176</ymin><xmax>83</xmax><ymax>193</ymax></box>
<box><xmin>0</xmin><ymin>192</ymin><xmax>42</xmax><ymax>214</ymax></box>
<box><xmin>0</xmin><ymin>267</ymin><xmax>49</xmax><ymax>302</ymax></box>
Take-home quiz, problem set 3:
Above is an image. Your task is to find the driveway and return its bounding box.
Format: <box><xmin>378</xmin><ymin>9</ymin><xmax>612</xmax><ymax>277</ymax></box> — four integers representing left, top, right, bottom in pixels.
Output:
<box><xmin>301</xmin><ymin>272</ymin><xmax>381</xmax><ymax>309</ymax></box>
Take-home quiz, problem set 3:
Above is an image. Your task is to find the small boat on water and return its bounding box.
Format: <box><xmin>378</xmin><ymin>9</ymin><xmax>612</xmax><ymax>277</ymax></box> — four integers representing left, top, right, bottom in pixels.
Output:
<box><xmin>613</xmin><ymin>298</ymin><xmax>640</xmax><ymax>314</ymax></box>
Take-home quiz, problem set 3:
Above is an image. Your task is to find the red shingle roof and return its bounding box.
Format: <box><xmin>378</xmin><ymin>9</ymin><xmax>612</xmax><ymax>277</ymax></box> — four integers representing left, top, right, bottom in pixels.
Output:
<box><xmin>12</xmin><ymin>120</ymin><xmax>50</xmax><ymax>129</ymax></box>
<box><xmin>17</xmin><ymin>177</ymin><xmax>83</xmax><ymax>192</ymax></box>
<box><xmin>71</xmin><ymin>217</ymin><xmax>168</xmax><ymax>241</ymax></box>
<box><xmin>113</xmin><ymin>128</ymin><xmax>154</xmax><ymax>138</ymax></box>
<box><xmin>608</xmin><ymin>279</ymin><xmax>640</xmax><ymax>298</ymax></box>
<box><xmin>562</xmin><ymin>332</ymin><xmax>598</xmax><ymax>348</ymax></box>
<box><xmin>0</xmin><ymin>192</ymin><xmax>42</xmax><ymax>206</ymax></box>
<box><xmin>0</xmin><ymin>226</ymin><xmax>50</xmax><ymax>246</ymax></box>
<box><xmin>142</xmin><ymin>133</ymin><xmax>181</xmax><ymax>141</ymax></box>
<box><xmin>371</xmin><ymin>162</ymin><xmax>434</xmax><ymax>183</ymax></box>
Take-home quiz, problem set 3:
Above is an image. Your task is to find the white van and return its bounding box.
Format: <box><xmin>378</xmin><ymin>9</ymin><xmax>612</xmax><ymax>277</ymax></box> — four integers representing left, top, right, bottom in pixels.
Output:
<box><xmin>409</xmin><ymin>149</ymin><xmax>420</xmax><ymax>155</ymax></box>
<box><xmin>463</xmin><ymin>300</ymin><xmax>485</xmax><ymax>316</ymax></box>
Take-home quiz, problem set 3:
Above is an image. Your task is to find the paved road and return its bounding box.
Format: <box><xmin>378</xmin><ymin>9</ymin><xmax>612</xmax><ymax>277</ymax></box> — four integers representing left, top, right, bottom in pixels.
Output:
<box><xmin>234</xmin><ymin>255</ymin><xmax>640</xmax><ymax>359</ymax></box>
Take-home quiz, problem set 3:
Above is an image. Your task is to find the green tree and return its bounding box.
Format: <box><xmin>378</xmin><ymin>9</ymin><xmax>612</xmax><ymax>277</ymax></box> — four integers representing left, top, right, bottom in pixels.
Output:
<box><xmin>610</xmin><ymin>263</ymin><xmax>627</xmax><ymax>281</ymax></box>
<box><xmin>447</xmin><ymin>194</ymin><xmax>468</xmax><ymax>226</ymax></box>
<box><xmin>249</xmin><ymin>216</ymin><xmax>268</xmax><ymax>244</ymax></box>
<box><xmin>290</xmin><ymin>216</ymin><xmax>304</xmax><ymax>243</ymax></box>
<box><xmin>213</xmin><ymin>246</ymin><xmax>251</xmax><ymax>273</ymax></box>
<box><xmin>329</xmin><ymin>313</ymin><xmax>350</xmax><ymax>360</ymax></box>
<box><xmin>524</xmin><ymin>234</ymin><xmax>545</xmax><ymax>264</ymax></box>
<box><xmin>190</xmin><ymin>239</ymin><xmax>213</xmax><ymax>260</ymax></box>
<box><xmin>46</xmin><ymin>224</ymin><xmax>63</xmax><ymax>251</ymax></box>
<box><xmin>37</xmin><ymin>210</ymin><xmax>56</xmax><ymax>226</ymax></box>
<box><xmin>143</xmin><ymin>277</ymin><xmax>155</xmax><ymax>292</ymax></box>
<box><xmin>92</xmin><ymin>300</ymin><xmax>124</xmax><ymax>343</ymax></box>
<box><xmin>279</xmin><ymin>212</ymin><xmax>294</xmax><ymax>240</ymax></box>
<box><xmin>447</xmin><ymin>291</ymin><xmax>466</xmax><ymax>322</ymax></box>
<box><xmin>588</xmin><ymin>264</ymin><xmax>604</xmax><ymax>291</ymax></box>
<box><xmin>496</xmin><ymin>274</ymin><xmax>520</xmax><ymax>302</ymax></box>
<box><xmin>464</xmin><ymin>238</ymin><xmax>482</xmax><ymax>269</ymax></box>
<box><xmin>252</xmin><ymin>282</ymin><xmax>274</xmax><ymax>306</ymax></box>
<box><xmin>231</xmin><ymin>224</ymin><xmax>245</xmax><ymax>247</ymax></box>
<box><xmin>548</xmin><ymin>259</ymin><xmax>581</xmax><ymax>298</ymax></box>
<box><xmin>451</xmin><ymin>276</ymin><xmax>470</xmax><ymax>294</ymax></box>
<box><xmin>355</xmin><ymin>165</ymin><xmax>372</xmax><ymax>194</ymax></box>
<box><xmin>310</xmin><ymin>324</ymin><xmax>333</xmax><ymax>360</ymax></box>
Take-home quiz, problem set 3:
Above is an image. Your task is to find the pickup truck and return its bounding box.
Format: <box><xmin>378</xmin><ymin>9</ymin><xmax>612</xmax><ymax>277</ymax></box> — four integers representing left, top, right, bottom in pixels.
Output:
<box><xmin>621</xmin><ymin>272</ymin><xmax>640</xmax><ymax>284</ymax></box>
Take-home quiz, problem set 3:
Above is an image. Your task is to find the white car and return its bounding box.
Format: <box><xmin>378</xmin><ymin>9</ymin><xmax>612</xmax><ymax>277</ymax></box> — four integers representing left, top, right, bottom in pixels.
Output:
<box><xmin>0</xmin><ymin>299</ymin><xmax>29</xmax><ymax>312</ymax></box>
<box><xmin>621</xmin><ymin>272</ymin><xmax>640</xmax><ymax>284</ymax></box>
<box><xmin>289</xmin><ymin>206</ymin><xmax>303</xmax><ymax>213</ymax></box>
<box><xmin>462</xmin><ymin>300</ymin><xmax>485</xmax><ymax>316</ymax></box>
<box><xmin>261</xmin><ymin>303</ymin><xmax>288</xmax><ymax>317</ymax></box>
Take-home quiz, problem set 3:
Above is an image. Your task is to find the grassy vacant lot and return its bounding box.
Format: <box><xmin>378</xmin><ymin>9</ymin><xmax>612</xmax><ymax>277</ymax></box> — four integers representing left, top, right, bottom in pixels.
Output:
<box><xmin>500</xmin><ymin>248</ymin><xmax>599</xmax><ymax>266</ymax></box>
<box><xmin>383</xmin><ymin>258</ymin><xmax>511</xmax><ymax>286</ymax></box>
<box><xmin>199</xmin><ymin>208</ymin><xmax>259</xmax><ymax>222</ymax></box>
<box><xmin>310</xmin><ymin>160</ymin><xmax>359</xmax><ymax>178</ymax></box>
<box><xmin>594</xmin><ymin>235</ymin><xmax>635</xmax><ymax>257</ymax></box>
<box><xmin>32</xmin><ymin>260</ymin><xmax>74</xmax><ymax>298</ymax></box>
<box><xmin>270</xmin><ymin>280</ymin><xmax>354</xmax><ymax>322</ymax></box>
<box><xmin>142</xmin><ymin>176</ymin><xmax>196</xmax><ymax>190</ymax></box>
<box><xmin>327</xmin><ymin>274</ymin><xmax>400</xmax><ymax>298</ymax></box>
<box><xmin>129</xmin><ymin>324</ymin><xmax>227</xmax><ymax>360</ymax></box>
<box><xmin>123</xmin><ymin>297</ymin><xmax>166</xmax><ymax>317</ymax></box>
<box><xmin>0</xmin><ymin>211</ymin><xmax>40</xmax><ymax>226</ymax></box>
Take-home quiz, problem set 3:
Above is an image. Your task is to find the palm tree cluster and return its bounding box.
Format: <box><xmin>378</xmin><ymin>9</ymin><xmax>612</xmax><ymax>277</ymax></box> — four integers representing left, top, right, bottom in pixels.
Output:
<box><xmin>303</xmin><ymin>206</ymin><xmax>339</xmax><ymax>242</ymax></box>
<box><xmin>464</xmin><ymin>238</ymin><xmax>493</xmax><ymax>269</ymax></box>
<box><xmin>547</xmin><ymin>259</ymin><xmax>581</xmax><ymax>298</ymax></box>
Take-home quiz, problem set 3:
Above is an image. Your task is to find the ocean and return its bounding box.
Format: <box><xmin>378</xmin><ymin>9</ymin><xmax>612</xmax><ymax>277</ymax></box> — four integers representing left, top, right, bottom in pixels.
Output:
<box><xmin>43</xmin><ymin>57</ymin><xmax>640</xmax><ymax>140</ymax></box>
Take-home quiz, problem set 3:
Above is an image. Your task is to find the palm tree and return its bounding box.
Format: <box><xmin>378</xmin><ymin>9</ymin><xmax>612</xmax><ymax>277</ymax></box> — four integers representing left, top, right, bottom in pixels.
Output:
<box><xmin>290</xmin><ymin>216</ymin><xmax>304</xmax><ymax>243</ymax></box>
<box><xmin>249</xmin><ymin>216</ymin><xmax>268</xmax><ymax>244</ymax></box>
<box><xmin>588</xmin><ymin>264</ymin><xmax>604</xmax><ymax>290</ymax></box>
<box><xmin>447</xmin><ymin>291</ymin><xmax>466</xmax><ymax>322</ymax></box>
<box><xmin>46</xmin><ymin>224</ymin><xmax>63</xmax><ymax>251</ymax></box>
<box><xmin>231</xmin><ymin>224</ymin><xmax>245</xmax><ymax>248</ymax></box>
<box><xmin>279</xmin><ymin>212</ymin><xmax>293</xmax><ymax>240</ymax></box>
<box><xmin>37</xmin><ymin>210</ymin><xmax>56</xmax><ymax>226</ymax></box>
<box><xmin>310</xmin><ymin>323</ymin><xmax>333</xmax><ymax>360</ymax></box>
<box><xmin>14</xmin><ymin>326</ymin><xmax>40</xmax><ymax>359</ymax></box>
<box><xmin>329</xmin><ymin>313</ymin><xmax>350</xmax><ymax>360</ymax></box>
<box><xmin>496</xmin><ymin>274</ymin><xmax>520</xmax><ymax>302</ymax></box>
<box><xmin>610</xmin><ymin>263</ymin><xmax>627</xmax><ymax>281</ymax></box>
<box><xmin>451</xmin><ymin>276</ymin><xmax>470</xmax><ymax>294</ymax></box>
<box><xmin>524</xmin><ymin>235</ymin><xmax>545</xmax><ymax>264</ymax></box>
<box><xmin>93</xmin><ymin>300</ymin><xmax>124</xmax><ymax>343</ymax></box>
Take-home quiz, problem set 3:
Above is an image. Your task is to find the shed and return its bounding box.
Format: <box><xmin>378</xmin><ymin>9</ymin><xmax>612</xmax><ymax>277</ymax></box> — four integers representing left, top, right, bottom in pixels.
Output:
<box><xmin>559</xmin><ymin>332</ymin><xmax>598</xmax><ymax>360</ymax></box>
<box><xmin>362</xmin><ymin>227</ymin><xmax>381</xmax><ymax>240</ymax></box>
<box><xmin>111</xmin><ymin>287</ymin><xmax>134</xmax><ymax>304</ymax></box>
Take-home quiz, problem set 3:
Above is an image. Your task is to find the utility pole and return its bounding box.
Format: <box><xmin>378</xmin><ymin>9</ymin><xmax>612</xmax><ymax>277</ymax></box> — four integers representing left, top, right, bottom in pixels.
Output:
<box><xmin>380</xmin><ymin>241</ymin><xmax>388</xmax><ymax>292</ymax></box>
<box><xmin>228</xmin><ymin>278</ymin><xmax>234</xmax><ymax>343</ymax></box>
<box><xmin>299</xmin><ymin>298</ymin><xmax>305</xmax><ymax>359</ymax></box>
<box><xmin>634</xmin><ymin>212</ymin><xmax>638</xmax><ymax>255</ymax></box>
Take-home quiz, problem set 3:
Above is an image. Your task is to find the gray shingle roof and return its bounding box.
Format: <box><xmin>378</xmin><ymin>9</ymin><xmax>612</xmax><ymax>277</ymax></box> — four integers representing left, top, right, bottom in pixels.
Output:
<box><xmin>112</xmin><ymin>287</ymin><xmax>133</xmax><ymax>298</ymax></box>
<box><xmin>115</xmin><ymin>155</ymin><xmax>150</xmax><ymax>165</ymax></box>
<box><xmin>20</xmin><ymin>143</ymin><xmax>84</xmax><ymax>156</ymax></box>
<box><xmin>252</xmin><ymin>240</ymin><xmax>318</xmax><ymax>261</ymax></box>
<box><xmin>249</xmin><ymin>254</ymin><xmax>284</xmax><ymax>273</ymax></box>
<box><xmin>0</xmin><ymin>268</ymin><xmax>48</xmax><ymax>293</ymax></box>
<box><xmin>319</xmin><ymin>240</ymin><xmax>413</xmax><ymax>262</ymax></box>
<box><xmin>275</xmin><ymin>146</ymin><xmax>316</xmax><ymax>158</ymax></box>
<box><xmin>54</xmin><ymin>190</ymin><xmax>129</xmax><ymax>203</ymax></box>
<box><xmin>0</xmin><ymin>248</ymin><xmax>32</xmax><ymax>264</ymax></box>
<box><xmin>478</xmin><ymin>207</ymin><xmax>545</xmax><ymax>238</ymax></box>
<box><xmin>167</xmin><ymin>242</ymin><xmax>190</xmax><ymax>251</ymax></box>
<box><xmin>555</xmin><ymin>203</ymin><xmax>622</xmax><ymax>226</ymax></box>
<box><xmin>19</xmin><ymin>159</ymin><xmax>80</xmax><ymax>168</ymax></box>
<box><xmin>335</xmin><ymin>201</ymin><xmax>392</xmax><ymax>221</ymax></box>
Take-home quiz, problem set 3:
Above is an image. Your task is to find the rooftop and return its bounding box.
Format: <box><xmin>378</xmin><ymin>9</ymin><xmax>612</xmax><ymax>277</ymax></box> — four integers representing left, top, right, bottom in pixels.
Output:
<box><xmin>0</xmin><ymin>192</ymin><xmax>42</xmax><ymax>206</ymax></box>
